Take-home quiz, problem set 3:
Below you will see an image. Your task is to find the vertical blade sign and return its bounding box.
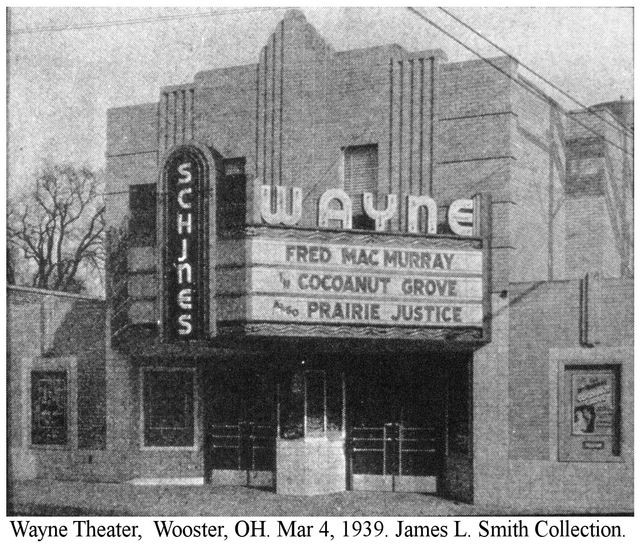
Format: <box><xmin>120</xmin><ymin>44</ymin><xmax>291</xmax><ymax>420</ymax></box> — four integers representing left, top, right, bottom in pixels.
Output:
<box><xmin>166</xmin><ymin>149</ymin><xmax>206</xmax><ymax>341</ymax></box>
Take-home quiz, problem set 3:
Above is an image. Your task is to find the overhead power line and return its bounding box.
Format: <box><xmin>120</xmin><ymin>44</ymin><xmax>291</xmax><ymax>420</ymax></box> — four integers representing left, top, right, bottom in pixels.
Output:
<box><xmin>438</xmin><ymin>6</ymin><xmax>633</xmax><ymax>138</ymax></box>
<box><xmin>406</xmin><ymin>5</ymin><xmax>633</xmax><ymax>260</ymax></box>
<box><xmin>10</xmin><ymin>7</ymin><xmax>283</xmax><ymax>35</ymax></box>
<box><xmin>406</xmin><ymin>7</ymin><xmax>634</xmax><ymax>160</ymax></box>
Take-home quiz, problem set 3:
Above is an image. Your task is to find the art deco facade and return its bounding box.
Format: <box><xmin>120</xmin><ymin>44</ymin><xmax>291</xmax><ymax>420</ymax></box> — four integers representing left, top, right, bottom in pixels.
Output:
<box><xmin>9</xmin><ymin>10</ymin><xmax>633</xmax><ymax>513</ymax></box>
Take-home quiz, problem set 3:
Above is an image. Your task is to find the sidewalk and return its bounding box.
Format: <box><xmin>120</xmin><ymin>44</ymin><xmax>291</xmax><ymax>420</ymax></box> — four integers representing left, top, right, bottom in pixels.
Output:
<box><xmin>8</xmin><ymin>479</ymin><xmax>479</xmax><ymax>516</ymax></box>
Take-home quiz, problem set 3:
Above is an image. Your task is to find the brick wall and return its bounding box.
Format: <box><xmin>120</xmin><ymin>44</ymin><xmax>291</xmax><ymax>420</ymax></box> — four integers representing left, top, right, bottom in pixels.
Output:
<box><xmin>105</xmin><ymin>103</ymin><xmax>158</xmax><ymax>230</ymax></box>
<box><xmin>558</xmin><ymin>102</ymin><xmax>633</xmax><ymax>281</ymax></box>
<box><xmin>106</xmin><ymin>9</ymin><xmax>444</xmax><ymax>233</ymax></box>
<box><xmin>461</xmin><ymin>276</ymin><xmax>635</xmax><ymax>511</ymax></box>
<box><xmin>511</xmin><ymin>79</ymin><xmax>566</xmax><ymax>282</ymax></box>
<box><xmin>508</xmin><ymin>277</ymin><xmax>632</xmax><ymax>460</ymax></box>
<box><xmin>565</xmin><ymin>195</ymin><xmax>621</xmax><ymax>277</ymax></box>
<box><xmin>8</xmin><ymin>287</ymin><xmax>106</xmax><ymax>479</ymax></box>
<box><xmin>435</xmin><ymin>57</ymin><xmax>515</xmax><ymax>295</ymax></box>
<box><xmin>565</xmin><ymin>108</ymin><xmax>633</xmax><ymax>277</ymax></box>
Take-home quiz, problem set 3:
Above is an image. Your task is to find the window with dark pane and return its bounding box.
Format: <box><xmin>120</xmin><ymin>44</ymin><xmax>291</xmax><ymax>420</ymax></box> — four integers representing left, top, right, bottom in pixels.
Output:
<box><xmin>218</xmin><ymin>157</ymin><xmax>247</xmax><ymax>229</ymax></box>
<box><xmin>279</xmin><ymin>371</ymin><xmax>305</xmax><ymax>440</ymax></box>
<box><xmin>278</xmin><ymin>367</ymin><xmax>344</xmax><ymax>440</ymax></box>
<box><xmin>129</xmin><ymin>184</ymin><xmax>157</xmax><ymax>246</ymax></box>
<box><xmin>143</xmin><ymin>369</ymin><xmax>194</xmax><ymax>447</ymax></box>
<box><xmin>565</xmin><ymin>137</ymin><xmax>605</xmax><ymax>196</ymax></box>
<box><xmin>343</xmin><ymin>144</ymin><xmax>378</xmax><ymax>229</ymax></box>
<box><xmin>305</xmin><ymin>370</ymin><xmax>326</xmax><ymax>437</ymax></box>
<box><xmin>223</xmin><ymin>157</ymin><xmax>246</xmax><ymax>177</ymax></box>
<box><xmin>31</xmin><ymin>371</ymin><xmax>67</xmax><ymax>445</ymax></box>
<box><xmin>326</xmin><ymin>372</ymin><xmax>344</xmax><ymax>439</ymax></box>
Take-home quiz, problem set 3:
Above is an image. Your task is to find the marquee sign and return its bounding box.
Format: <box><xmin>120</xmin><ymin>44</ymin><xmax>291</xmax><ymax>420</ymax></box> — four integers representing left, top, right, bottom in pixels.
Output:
<box><xmin>214</xmin><ymin>186</ymin><xmax>488</xmax><ymax>341</ymax></box>
<box><xmin>164</xmin><ymin>148</ymin><xmax>209</xmax><ymax>341</ymax></box>
<box><xmin>244</xmin><ymin>236</ymin><xmax>483</xmax><ymax>328</ymax></box>
<box><xmin>259</xmin><ymin>185</ymin><xmax>478</xmax><ymax>236</ymax></box>
<box><xmin>217</xmin><ymin>223</ymin><xmax>487</xmax><ymax>342</ymax></box>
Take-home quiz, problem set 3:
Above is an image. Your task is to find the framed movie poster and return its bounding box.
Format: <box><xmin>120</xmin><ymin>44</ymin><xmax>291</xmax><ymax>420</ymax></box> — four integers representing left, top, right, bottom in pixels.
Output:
<box><xmin>559</xmin><ymin>364</ymin><xmax>621</xmax><ymax>461</ymax></box>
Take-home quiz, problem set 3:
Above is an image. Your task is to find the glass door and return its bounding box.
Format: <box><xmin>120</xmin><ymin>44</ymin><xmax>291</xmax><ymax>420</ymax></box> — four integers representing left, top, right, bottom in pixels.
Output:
<box><xmin>204</xmin><ymin>366</ymin><xmax>277</xmax><ymax>485</ymax></box>
<box><xmin>347</xmin><ymin>354</ymin><xmax>445</xmax><ymax>492</ymax></box>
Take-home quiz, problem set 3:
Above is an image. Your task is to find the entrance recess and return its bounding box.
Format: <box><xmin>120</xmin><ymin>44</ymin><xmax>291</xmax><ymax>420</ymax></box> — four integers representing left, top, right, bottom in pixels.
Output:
<box><xmin>204</xmin><ymin>367</ymin><xmax>276</xmax><ymax>487</ymax></box>
<box><xmin>347</xmin><ymin>356</ymin><xmax>446</xmax><ymax>492</ymax></box>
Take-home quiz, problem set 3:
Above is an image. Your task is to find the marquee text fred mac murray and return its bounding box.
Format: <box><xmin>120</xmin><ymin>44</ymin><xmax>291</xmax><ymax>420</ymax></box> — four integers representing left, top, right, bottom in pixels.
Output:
<box><xmin>9</xmin><ymin>518</ymin><xmax>624</xmax><ymax>541</ymax></box>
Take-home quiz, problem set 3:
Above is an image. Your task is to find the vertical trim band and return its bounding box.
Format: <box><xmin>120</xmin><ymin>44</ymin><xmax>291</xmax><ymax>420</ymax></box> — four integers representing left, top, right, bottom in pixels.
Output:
<box><xmin>388</xmin><ymin>59</ymin><xmax>394</xmax><ymax>195</ymax></box>
<box><xmin>429</xmin><ymin>57</ymin><xmax>436</xmax><ymax>196</ymax></box>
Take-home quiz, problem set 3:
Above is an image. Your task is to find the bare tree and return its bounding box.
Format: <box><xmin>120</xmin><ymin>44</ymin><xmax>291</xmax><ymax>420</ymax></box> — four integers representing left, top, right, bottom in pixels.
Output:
<box><xmin>7</xmin><ymin>162</ymin><xmax>105</xmax><ymax>294</ymax></box>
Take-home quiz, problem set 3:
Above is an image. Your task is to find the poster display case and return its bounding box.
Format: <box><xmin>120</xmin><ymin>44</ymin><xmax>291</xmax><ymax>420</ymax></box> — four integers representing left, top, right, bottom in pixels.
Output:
<box><xmin>559</xmin><ymin>364</ymin><xmax>621</xmax><ymax>461</ymax></box>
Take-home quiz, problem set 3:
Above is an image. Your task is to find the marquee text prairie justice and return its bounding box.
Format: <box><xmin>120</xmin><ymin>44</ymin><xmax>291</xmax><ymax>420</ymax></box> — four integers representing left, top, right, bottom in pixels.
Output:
<box><xmin>9</xmin><ymin>518</ymin><xmax>624</xmax><ymax>541</ymax></box>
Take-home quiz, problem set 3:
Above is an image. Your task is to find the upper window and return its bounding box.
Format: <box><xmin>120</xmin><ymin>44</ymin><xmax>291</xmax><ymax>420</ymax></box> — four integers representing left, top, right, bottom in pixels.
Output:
<box><xmin>568</xmin><ymin>157</ymin><xmax>601</xmax><ymax>178</ymax></box>
<box><xmin>344</xmin><ymin>144</ymin><xmax>378</xmax><ymax>229</ymax></box>
<box><xmin>142</xmin><ymin>368</ymin><xmax>195</xmax><ymax>448</ymax></box>
<box><xmin>218</xmin><ymin>157</ymin><xmax>247</xmax><ymax>229</ymax></box>
<box><xmin>129</xmin><ymin>184</ymin><xmax>157</xmax><ymax>246</ymax></box>
<box><xmin>565</xmin><ymin>137</ymin><xmax>605</xmax><ymax>196</ymax></box>
<box><xmin>31</xmin><ymin>371</ymin><xmax>67</xmax><ymax>445</ymax></box>
<box><xmin>223</xmin><ymin>157</ymin><xmax>246</xmax><ymax>177</ymax></box>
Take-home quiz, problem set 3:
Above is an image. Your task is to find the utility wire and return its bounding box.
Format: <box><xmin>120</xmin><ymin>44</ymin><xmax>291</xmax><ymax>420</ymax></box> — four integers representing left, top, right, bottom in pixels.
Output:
<box><xmin>10</xmin><ymin>7</ymin><xmax>283</xmax><ymax>35</ymax></box>
<box><xmin>13</xmin><ymin>7</ymin><xmax>632</xmax><ymax>197</ymax></box>
<box><xmin>406</xmin><ymin>7</ymin><xmax>633</xmax><ymax>160</ymax></box>
<box><xmin>407</xmin><ymin>6</ymin><xmax>632</xmax><ymax>271</ymax></box>
<box><xmin>438</xmin><ymin>6</ymin><xmax>633</xmax><ymax>138</ymax></box>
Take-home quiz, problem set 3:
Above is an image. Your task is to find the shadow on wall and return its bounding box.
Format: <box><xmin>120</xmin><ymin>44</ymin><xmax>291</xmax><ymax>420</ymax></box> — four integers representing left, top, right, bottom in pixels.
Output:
<box><xmin>44</xmin><ymin>297</ymin><xmax>107</xmax><ymax>450</ymax></box>
<box><xmin>43</xmin><ymin>298</ymin><xmax>106</xmax><ymax>358</ymax></box>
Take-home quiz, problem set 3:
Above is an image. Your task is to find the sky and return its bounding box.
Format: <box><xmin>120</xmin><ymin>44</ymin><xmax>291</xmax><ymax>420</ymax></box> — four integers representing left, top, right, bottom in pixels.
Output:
<box><xmin>7</xmin><ymin>6</ymin><xmax>634</xmax><ymax>196</ymax></box>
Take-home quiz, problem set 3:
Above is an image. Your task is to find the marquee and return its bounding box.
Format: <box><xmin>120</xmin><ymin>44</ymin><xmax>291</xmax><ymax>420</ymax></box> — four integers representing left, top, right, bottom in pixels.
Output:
<box><xmin>217</xmin><ymin>225</ymin><xmax>488</xmax><ymax>342</ymax></box>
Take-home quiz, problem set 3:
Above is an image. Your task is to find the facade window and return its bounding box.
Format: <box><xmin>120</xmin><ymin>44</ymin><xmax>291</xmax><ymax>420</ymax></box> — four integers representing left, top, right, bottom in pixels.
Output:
<box><xmin>344</xmin><ymin>144</ymin><xmax>378</xmax><ymax>229</ymax></box>
<box><xmin>129</xmin><ymin>184</ymin><xmax>157</xmax><ymax>246</ymax></box>
<box><xmin>565</xmin><ymin>137</ymin><xmax>604</xmax><ymax>196</ymax></box>
<box><xmin>559</xmin><ymin>364</ymin><xmax>621</xmax><ymax>461</ymax></box>
<box><xmin>223</xmin><ymin>157</ymin><xmax>246</xmax><ymax>177</ymax></box>
<box><xmin>218</xmin><ymin>157</ymin><xmax>247</xmax><ymax>229</ymax></box>
<box><xmin>142</xmin><ymin>368</ymin><xmax>195</xmax><ymax>447</ymax></box>
<box><xmin>31</xmin><ymin>371</ymin><xmax>67</xmax><ymax>445</ymax></box>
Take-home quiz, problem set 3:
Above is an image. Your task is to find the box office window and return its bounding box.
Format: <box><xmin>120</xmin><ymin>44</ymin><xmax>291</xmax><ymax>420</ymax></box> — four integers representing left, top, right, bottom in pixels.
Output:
<box><xmin>344</xmin><ymin>144</ymin><xmax>378</xmax><ymax>229</ymax></box>
<box><xmin>279</xmin><ymin>369</ymin><xmax>344</xmax><ymax>440</ymax></box>
<box><xmin>129</xmin><ymin>184</ymin><xmax>157</xmax><ymax>246</ymax></box>
<box><xmin>31</xmin><ymin>371</ymin><xmax>67</xmax><ymax>445</ymax></box>
<box><xmin>142</xmin><ymin>369</ymin><xmax>195</xmax><ymax>447</ymax></box>
<box><xmin>559</xmin><ymin>364</ymin><xmax>621</xmax><ymax>461</ymax></box>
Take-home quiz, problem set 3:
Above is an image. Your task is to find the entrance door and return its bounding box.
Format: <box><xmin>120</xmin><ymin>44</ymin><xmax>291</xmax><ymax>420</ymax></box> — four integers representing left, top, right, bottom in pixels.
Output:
<box><xmin>347</xmin><ymin>356</ymin><xmax>446</xmax><ymax>492</ymax></box>
<box><xmin>203</xmin><ymin>367</ymin><xmax>276</xmax><ymax>487</ymax></box>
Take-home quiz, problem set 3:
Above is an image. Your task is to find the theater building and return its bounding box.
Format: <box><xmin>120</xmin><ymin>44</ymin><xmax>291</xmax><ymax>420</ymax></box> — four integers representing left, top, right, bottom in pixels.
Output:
<box><xmin>11</xmin><ymin>10</ymin><xmax>632</xmax><ymax>513</ymax></box>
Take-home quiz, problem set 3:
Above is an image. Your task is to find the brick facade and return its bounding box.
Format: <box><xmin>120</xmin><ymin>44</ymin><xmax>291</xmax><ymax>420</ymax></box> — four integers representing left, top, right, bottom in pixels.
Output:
<box><xmin>11</xmin><ymin>9</ymin><xmax>628</xmax><ymax>512</ymax></box>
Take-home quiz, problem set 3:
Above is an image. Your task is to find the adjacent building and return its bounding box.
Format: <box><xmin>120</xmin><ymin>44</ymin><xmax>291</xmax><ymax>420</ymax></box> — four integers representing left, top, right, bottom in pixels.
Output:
<box><xmin>8</xmin><ymin>286</ymin><xmax>106</xmax><ymax>480</ymax></box>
